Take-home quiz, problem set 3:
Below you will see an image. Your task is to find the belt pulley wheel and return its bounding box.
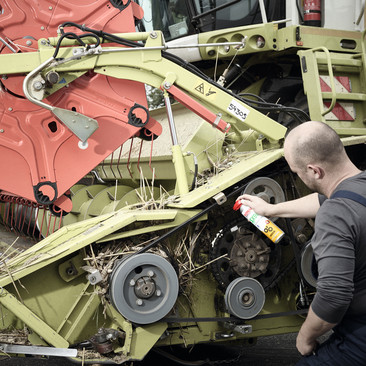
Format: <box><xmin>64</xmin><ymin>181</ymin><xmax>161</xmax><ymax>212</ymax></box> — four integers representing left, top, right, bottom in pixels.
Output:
<box><xmin>225</xmin><ymin>277</ymin><xmax>265</xmax><ymax>319</ymax></box>
<box><xmin>109</xmin><ymin>253</ymin><xmax>179</xmax><ymax>324</ymax></box>
<box><xmin>243</xmin><ymin>177</ymin><xmax>285</xmax><ymax>221</ymax></box>
<box><xmin>300</xmin><ymin>241</ymin><xmax>317</xmax><ymax>288</ymax></box>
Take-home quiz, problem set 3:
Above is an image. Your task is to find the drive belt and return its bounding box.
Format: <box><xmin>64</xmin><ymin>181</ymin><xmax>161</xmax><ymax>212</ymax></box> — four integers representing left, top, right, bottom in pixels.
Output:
<box><xmin>163</xmin><ymin>308</ymin><xmax>308</xmax><ymax>323</ymax></box>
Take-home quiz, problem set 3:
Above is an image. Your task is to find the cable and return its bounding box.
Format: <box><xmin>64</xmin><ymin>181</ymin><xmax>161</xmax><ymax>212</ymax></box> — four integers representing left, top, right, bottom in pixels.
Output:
<box><xmin>54</xmin><ymin>23</ymin><xmax>310</xmax><ymax>124</ymax></box>
<box><xmin>53</xmin><ymin>32</ymin><xmax>101</xmax><ymax>58</ymax></box>
<box><xmin>161</xmin><ymin>49</ymin><xmax>310</xmax><ymax>124</ymax></box>
<box><xmin>58</xmin><ymin>22</ymin><xmax>143</xmax><ymax>48</ymax></box>
<box><xmin>186</xmin><ymin>151</ymin><xmax>198</xmax><ymax>191</ymax></box>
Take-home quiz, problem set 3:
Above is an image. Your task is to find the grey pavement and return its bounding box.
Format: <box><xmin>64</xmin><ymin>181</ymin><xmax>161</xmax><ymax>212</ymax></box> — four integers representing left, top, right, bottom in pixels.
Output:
<box><xmin>0</xmin><ymin>333</ymin><xmax>305</xmax><ymax>365</ymax></box>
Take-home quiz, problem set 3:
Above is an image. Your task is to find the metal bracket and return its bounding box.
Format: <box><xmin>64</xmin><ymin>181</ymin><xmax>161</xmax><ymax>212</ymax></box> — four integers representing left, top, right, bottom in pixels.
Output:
<box><xmin>83</xmin><ymin>266</ymin><xmax>103</xmax><ymax>285</ymax></box>
<box><xmin>213</xmin><ymin>192</ymin><xmax>227</xmax><ymax>205</ymax></box>
<box><xmin>23</xmin><ymin>56</ymin><xmax>99</xmax><ymax>143</ymax></box>
<box><xmin>224</xmin><ymin>322</ymin><xmax>252</xmax><ymax>334</ymax></box>
<box><xmin>86</xmin><ymin>269</ymin><xmax>103</xmax><ymax>285</ymax></box>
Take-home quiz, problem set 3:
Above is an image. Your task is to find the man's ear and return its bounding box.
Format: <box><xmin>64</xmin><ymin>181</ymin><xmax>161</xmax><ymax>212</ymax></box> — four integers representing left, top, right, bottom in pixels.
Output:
<box><xmin>307</xmin><ymin>164</ymin><xmax>324</xmax><ymax>179</ymax></box>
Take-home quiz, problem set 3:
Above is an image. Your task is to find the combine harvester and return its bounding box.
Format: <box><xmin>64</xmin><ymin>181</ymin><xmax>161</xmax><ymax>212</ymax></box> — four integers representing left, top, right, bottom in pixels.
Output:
<box><xmin>0</xmin><ymin>0</ymin><xmax>365</xmax><ymax>363</ymax></box>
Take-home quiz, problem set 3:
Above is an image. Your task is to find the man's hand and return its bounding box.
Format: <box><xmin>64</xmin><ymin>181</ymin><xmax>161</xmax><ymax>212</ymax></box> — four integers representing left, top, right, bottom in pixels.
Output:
<box><xmin>236</xmin><ymin>194</ymin><xmax>272</xmax><ymax>217</ymax></box>
<box><xmin>296</xmin><ymin>330</ymin><xmax>318</xmax><ymax>356</ymax></box>
<box><xmin>235</xmin><ymin>192</ymin><xmax>320</xmax><ymax>219</ymax></box>
<box><xmin>296</xmin><ymin>306</ymin><xmax>336</xmax><ymax>356</ymax></box>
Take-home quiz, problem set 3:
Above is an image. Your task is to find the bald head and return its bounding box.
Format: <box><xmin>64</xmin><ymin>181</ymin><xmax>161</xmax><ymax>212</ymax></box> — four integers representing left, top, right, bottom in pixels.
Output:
<box><xmin>284</xmin><ymin>121</ymin><xmax>346</xmax><ymax>171</ymax></box>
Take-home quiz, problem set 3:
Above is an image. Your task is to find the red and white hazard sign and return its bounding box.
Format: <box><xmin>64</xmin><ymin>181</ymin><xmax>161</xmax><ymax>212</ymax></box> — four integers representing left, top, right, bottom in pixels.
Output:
<box><xmin>319</xmin><ymin>76</ymin><xmax>355</xmax><ymax>121</ymax></box>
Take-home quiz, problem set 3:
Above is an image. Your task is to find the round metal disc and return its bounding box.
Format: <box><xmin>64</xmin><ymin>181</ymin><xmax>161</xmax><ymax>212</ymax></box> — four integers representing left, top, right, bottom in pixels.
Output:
<box><xmin>224</xmin><ymin>277</ymin><xmax>265</xmax><ymax>319</ymax></box>
<box><xmin>110</xmin><ymin>253</ymin><xmax>179</xmax><ymax>324</ymax></box>
<box><xmin>243</xmin><ymin>177</ymin><xmax>285</xmax><ymax>221</ymax></box>
<box><xmin>300</xmin><ymin>242</ymin><xmax>317</xmax><ymax>288</ymax></box>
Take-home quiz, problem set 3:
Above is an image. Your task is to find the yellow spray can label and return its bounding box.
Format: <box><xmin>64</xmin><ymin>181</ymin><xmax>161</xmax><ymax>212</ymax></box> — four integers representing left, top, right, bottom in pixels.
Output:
<box><xmin>234</xmin><ymin>201</ymin><xmax>285</xmax><ymax>243</ymax></box>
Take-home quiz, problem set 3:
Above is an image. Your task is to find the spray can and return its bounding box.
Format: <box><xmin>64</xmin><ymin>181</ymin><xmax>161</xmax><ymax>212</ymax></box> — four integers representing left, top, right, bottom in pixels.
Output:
<box><xmin>233</xmin><ymin>200</ymin><xmax>284</xmax><ymax>243</ymax></box>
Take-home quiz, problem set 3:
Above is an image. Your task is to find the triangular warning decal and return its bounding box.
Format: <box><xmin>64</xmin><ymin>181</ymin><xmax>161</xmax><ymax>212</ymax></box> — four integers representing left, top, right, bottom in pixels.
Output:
<box><xmin>195</xmin><ymin>83</ymin><xmax>204</xmax><ymax>94</ymax></box>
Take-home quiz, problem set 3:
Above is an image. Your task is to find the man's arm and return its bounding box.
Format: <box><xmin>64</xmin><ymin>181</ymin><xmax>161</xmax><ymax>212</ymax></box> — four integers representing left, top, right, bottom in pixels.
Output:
<box><xmin>236</xmin><ymin>192</ymin><xmax>320</xmax><ymax>218</ymax></box>
<box><xmin>296</xmin><ymin>306</ymin><xmax>337</xmax><ymax>355</ymax></box>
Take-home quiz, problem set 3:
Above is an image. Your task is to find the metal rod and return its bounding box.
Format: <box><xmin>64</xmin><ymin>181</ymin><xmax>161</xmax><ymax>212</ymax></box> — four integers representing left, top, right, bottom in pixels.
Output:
<box><xmin>99</xmin><ymin>41</ymin><xmax>245</xmax><ymax>54</ymax></box>
<box><xmin>259</xmin><ymin>0</ymin><xmax>268</xmax><ymax>23</ymax></box>
<box><xmin>164</xmin><ymin>93</ymin><xmax>178</xmax><ymax>146</ymax></box>
<box><xmin>22</xmin><ymin>56</ymin><xmax>55</xmax><ymax>111</ymax></box>
<box><xmin>0</xmin><ymin>343</ymin><xmax>77</xmax><ymax>357</ymax></box>
<box><xmin>0</xmin><ymin>37</ymin><xmax>16</xmax><ymax>53</ymax></box>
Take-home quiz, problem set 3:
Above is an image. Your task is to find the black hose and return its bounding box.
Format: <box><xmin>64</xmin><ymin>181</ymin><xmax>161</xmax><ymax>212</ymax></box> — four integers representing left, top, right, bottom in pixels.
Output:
<box><xmin>53</xmin><ymin>32</ymin><xmax>85</xmax><ymax>58</ymax></box>
<box><xmin>190</xmin><ymin>153</ymin><xmax>198</xmax><ymax>191</ymax></box>
<box><xmin>54</xmin><ymin>23</ymin><xmax>310</xmax><ymax>124</ymax></box>
<box><xmin>162</xmin><ymin>50</ymin><xmax>310</xmax><ymax>124</ymax></box>
<box><xmin>58</xmin><ymin>22</ymin><xmax>143</xmax><ymax>48</ymax></box>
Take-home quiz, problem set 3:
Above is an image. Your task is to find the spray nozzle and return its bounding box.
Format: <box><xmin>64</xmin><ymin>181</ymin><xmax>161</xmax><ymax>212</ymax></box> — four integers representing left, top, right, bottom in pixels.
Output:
<box><xmin>233</xmin><ymin>200</ymin><xmax>242</xmax><ymax>211</ymax></box>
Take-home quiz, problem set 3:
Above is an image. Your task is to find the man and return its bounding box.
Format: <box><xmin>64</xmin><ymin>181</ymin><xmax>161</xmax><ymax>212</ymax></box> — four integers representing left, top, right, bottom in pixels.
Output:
<box><xmin>237</xmin><ymin>121</ymin><xmax>366</xmax><ymax>365</ymax></box>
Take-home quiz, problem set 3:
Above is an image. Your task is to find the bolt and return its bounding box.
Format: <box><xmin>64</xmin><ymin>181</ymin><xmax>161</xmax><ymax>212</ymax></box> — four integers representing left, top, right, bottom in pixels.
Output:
<box><xmin>41</xmin><ymin>40</ymin><xmax>47</xmax><ymax>45</ymax></box>
<box><xmin>33</xmin><ymin>81</ymin><xmax>43</xmax><ymax>91</ymax></box>
<box><xmin>78</xmin><ymin>140</ymin><xmax>88</xmax><ymax>150</ymax></box>
<box><xmin>1</xmin><ymin>75</ymin><xmax>7</xmax><ymax>80</ymax></box>
<box><xmin>26</xmin><ymin>40</ymin><xmax>32</xmax><ymax>46</ymax></box>
<box><xmin>85</xmin><ymin>125</ymin><xmax>90</xmax><ymax>129</ymax></box>
<box><xmin>89</xmin><ymin>276</ymin><xmax>96</xmax><ymax>283</ymax></box>
<box><xmin>0</xmin><ymin>129</ymin><xmax>4</xmax><ymax>133</ymax></box>
<box><xmin>129</xmin><ymin>279</ymin><xmax>136</xmax><ymax>286</ymax></box>
<box><xmin>164</xmin><ymin>82</ymin><xmax>171</xmax><ymax>90</ymax></box>
<box><xmin>156</xmin><ymin>290</ymin><xmax>162</xmax><ymax>297</ymax></box>
<box><xmin>150</xmin><ymin>31</ymin><xmax>158</xmax><ymax>39</ymax></box>
<box><xmin>8</xmin><ymin>107</ymin><xmax>12</xmax><ymax>112</ymax></box>
<box><xmin>147</xmin><ymin>270</ymin><xmax>154</xmax><ymax>277</ymax></box>
<box><xmin>49</xmin><ymin>6</ymin><xmax>53</xmax><ymax>10</ymax></box>
<box><xmin>136</xmin><ymin>299</ymin><xmax>143</xmax><ymax>306</ymax></box>
<box><xmin>41</xmin><ymin>26</ymin><xmax>45</xmax><ymax>30</ymax></box>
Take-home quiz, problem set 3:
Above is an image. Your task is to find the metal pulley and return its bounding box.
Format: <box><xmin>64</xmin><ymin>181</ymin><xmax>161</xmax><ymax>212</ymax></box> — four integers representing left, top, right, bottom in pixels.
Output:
<box><xmin>243</xmin><ymin>177</ymin><xmax>285</xmax><ymax>221</ymax></box>
<box><xmin>109</xmin><ymin>253</ymin><xmax>179</xmax><ymax>324</ymax></box>
<box><xmin>300</xmin><ymin>241</ymin><xmax>318</xmax><ymax>288</ymax></box>
<box><xmin>225</xmin><ymin>277</ymin><xmax>265</xmax><ymax>319</ymax></box>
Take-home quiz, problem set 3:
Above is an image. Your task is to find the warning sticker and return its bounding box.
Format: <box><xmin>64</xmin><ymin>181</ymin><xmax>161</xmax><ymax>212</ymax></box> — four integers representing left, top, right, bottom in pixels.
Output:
<box><xmin>227</xmin><ymin>99</ymin><xmax>250</xmax><ymax>121</ymax></box>
<box><xmin>195</xmin><ymin>83</ymin><xmax>204</xmax><ymax>94</ymax></box>
<box><xmin>194</xmin><ymin>82</ymin><xmax>217</xmax><ymax>98</ymax></box>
